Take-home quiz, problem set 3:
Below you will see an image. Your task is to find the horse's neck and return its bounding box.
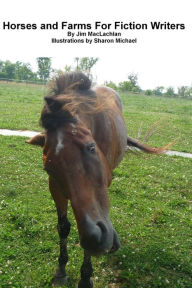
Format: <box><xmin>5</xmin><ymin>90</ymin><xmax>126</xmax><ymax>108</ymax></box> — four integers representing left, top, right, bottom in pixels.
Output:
<box><xmin>88</xmin><ymin>112</ymin><xmax>127</xmax><ymax>170</ymax></box>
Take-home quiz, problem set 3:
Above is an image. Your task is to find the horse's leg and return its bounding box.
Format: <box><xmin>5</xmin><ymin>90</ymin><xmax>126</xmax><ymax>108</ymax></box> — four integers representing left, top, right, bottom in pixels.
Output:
<box><xmin>49</xmin><ymin>177</ymin><xmax>71</xmax><ymax>286</ymax></box>
<box><xmin>78</xmin><ymin>250</ymin><xmax>93</xmax><ymax>288</ymax></box>
<box><xmin>52</xmin><ymin>206</ymin><xmax>71</xmax><ymax>286</ymax></box>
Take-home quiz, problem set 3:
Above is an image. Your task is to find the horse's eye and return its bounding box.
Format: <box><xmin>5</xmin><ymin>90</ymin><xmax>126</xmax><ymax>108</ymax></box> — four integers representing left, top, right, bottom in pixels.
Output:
<box><xmin>86</xmin><ymin>142</ymin><xmax>96</xmax><ymax>153</ymax></box>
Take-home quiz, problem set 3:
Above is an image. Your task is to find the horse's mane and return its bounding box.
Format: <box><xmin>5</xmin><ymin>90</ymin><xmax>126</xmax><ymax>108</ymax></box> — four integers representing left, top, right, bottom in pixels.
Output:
<box><xmin>40</xmin><ymin>72</ymin><xmax>119</xmax><ymax>131</ymax></box>
<box><xmin>48</xmin><ymin>71</ymin><xmax>92</xmax><ymax>96</ymax></box>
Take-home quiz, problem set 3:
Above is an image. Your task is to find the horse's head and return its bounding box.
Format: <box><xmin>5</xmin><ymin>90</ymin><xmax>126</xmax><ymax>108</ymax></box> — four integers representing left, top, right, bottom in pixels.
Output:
<box><xmin>27</xmin><ymin>96</ymin><xmax>120</xmax><ymax>256</ymax></box>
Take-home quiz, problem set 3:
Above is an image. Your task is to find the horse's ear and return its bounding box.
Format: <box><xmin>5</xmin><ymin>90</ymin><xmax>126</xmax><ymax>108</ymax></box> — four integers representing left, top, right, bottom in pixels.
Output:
<box><xmin>26</xmin><ymin>133</ymin><xmax>45</xmax><ymax>147</ymax></box>
<box><xmin>44</xmin><ymin>97</ymin><xmax>62</xmax><ymax>112</ymax></box>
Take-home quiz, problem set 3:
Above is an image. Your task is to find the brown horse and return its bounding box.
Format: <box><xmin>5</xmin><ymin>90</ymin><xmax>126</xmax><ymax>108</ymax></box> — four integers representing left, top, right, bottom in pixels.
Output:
<box><xmin>27</xmin><ymin>72</ymin><xmax>167</xmax><ymax>288</ymax></box>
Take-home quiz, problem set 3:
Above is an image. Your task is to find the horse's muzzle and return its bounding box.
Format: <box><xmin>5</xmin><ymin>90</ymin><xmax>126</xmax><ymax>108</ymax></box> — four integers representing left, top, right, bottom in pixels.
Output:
<box><xmin>79</xmin><ymin>215</ymin><xmax>120</xmax><ymax>256</ymax></box>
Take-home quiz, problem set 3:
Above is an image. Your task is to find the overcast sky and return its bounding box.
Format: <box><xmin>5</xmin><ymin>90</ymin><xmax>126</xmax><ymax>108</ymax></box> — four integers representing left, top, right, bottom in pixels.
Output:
<box><xmin>1</xmin><ymin>0</ymin><xmax>192</xmax><ymax>90</ymax></box>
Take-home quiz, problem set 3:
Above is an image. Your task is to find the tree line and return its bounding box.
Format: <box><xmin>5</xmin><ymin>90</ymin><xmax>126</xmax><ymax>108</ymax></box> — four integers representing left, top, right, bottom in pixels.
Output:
<box><xmin>106</xmin><ymin>74</ymin><xmax>192</xmax><ymax>100</ymax></box>
<box><xmin>0</xmin><ymin>58</ymin><xmax>52</xmax><ymax>83</ymax></box>
<box><xmin>56</xmin><ymin>57</ymin><xmax>98</xmax><ymax>79</ymax></box>
<box><xmin>0</xmin><ymin>57</ymin><xmax>191</xmax><ymax>99</ymax></box>
<box><xmin>0</xmin><ymin>57</ymin><xmax>98</xmax><ymax>84</ymax></box>
<box><xmin>144</xmin><ymin>86</ymin><xmax>192</xmax><ymax>99</ymax></box>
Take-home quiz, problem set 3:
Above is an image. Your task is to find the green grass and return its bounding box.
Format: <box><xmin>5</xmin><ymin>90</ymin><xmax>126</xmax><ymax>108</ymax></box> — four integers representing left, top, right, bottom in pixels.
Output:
<box><xmin>0</xmin><ymin>83</ymin><xmax>192</xmax><ymax>287</ymax></box>
<box><xmin>0</xmin><ymin>82</ymin><xmax>45</xmax><ymax>131</ymax></box>
<box><xmin>120</xmin><ymin>93</ymin><xmax>192</xmax><ymax>153</ymax></box>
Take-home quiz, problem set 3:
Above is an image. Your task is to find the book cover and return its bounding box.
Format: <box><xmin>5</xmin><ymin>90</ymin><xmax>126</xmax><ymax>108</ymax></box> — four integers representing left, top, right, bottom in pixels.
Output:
<box><xmin>0</xmin><ymin>1</ymin><xmax>191</xmax><ymax>288</ymax></box>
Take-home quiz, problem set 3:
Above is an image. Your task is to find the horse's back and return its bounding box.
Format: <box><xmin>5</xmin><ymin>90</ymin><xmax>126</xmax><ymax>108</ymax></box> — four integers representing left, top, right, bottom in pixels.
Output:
<box><xmin>93</xmin><ymin>86</ymin><xmax>127</xmax><ymax>169</ymax></box>
<box><xmin>94</xmin><ymin>86</ymin><xmax>123</xmax><ymax>111</ymax></box>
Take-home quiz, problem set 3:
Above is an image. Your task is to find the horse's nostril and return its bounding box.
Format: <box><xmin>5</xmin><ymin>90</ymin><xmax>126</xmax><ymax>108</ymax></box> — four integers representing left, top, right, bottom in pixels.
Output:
<box><xmin>86</xmin><ymin>221</ymin><xmax>108</xmax><ymax>245</ymax></box>
<box><xmin>96</xmin><ymin>221</ymin><xmax>108</xmax><ymax>238</ymax></box>
<box><xmin>80</xmin><ymin>223</ymin><xmax>102</xmax><ymax>251</ymax></box>
<box><xmin>89</xmin><ymin>225</ymin><xmax>102</xmax><ymax>243</ymax></box>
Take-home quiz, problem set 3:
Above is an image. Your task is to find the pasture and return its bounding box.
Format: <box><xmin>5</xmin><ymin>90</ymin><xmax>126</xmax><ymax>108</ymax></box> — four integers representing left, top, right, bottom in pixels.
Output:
<box><xmin>0</xmin><ymin>82</ymin><xmax>192</xmax><ymax>287</ymax></box>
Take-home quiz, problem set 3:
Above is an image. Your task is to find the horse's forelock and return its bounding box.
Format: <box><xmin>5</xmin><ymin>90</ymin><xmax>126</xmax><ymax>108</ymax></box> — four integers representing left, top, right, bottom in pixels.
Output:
<box><xmin>40</xmin><ymin>73</ymin><xmax>119</xmax><ymax>131</ymax></box>
<box><xmin>40</xmin><ymin>95</ymin><xmax>77</xmax><ymax>131</ymax></box>
<box><xmin>40</xmin><ymin>105</ymin><xmax>77</xmax><ymax>131</ymax></box>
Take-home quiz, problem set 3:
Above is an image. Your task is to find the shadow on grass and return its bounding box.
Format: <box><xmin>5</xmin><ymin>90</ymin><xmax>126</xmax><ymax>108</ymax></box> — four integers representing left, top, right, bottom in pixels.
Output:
<box><xmin>106</xmin><ymin>241</ymin><xmax>192</xmax><ymax>287</ymax></box>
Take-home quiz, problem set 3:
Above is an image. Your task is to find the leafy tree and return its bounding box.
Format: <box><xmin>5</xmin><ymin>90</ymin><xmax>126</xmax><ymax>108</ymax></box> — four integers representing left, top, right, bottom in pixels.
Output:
<box><xmin>178</xmin><ymin>86</ymin><xmax>188</xmax><ymax>98</ymax></box>
<box><xmin>36</xmin><ymin>57</ymin><xmax>52</xmax><ymax>82</ymax></box>
<box><xmin>153</xmin><ymin>86</ymin><xmax>164</xmax><ymax>96</ymax></box>
<box><xmin>118</xmin><ymin>81</ymin><xmax>133</xmax><ymax>91</ymax></box>
<box><xmin>104</xmin><ymin>81</ymin><xmax>117</xmax><ymax>90</ymax></box>
<box><xmin>0</xmin><ymin>59</ymin><xmax>40</xmax><ymax>81</ymax></box>
<box><xmin>132</xmin><ymin>86</ymin><xmax>140</xmax><ymax>93</ymax></box>
<box><xmin>0</xmin><ymin>72</ymin><xmax>7</xmax><ymax>78</ymax></box>
<box><xmin>128</xmin><ymin>73</ymin><xmax>138</xmax><ymax>87</ymax></box>
<box><xmin>187</xmin><ymin>87</ymin><xmax>192</xmax><ymax>98</ymax></box>
<box><xmin>165</xmin><ymin>87</ymin><xmax>175</xmax><ymax>97</ymax></box>
<box><xmin>78</xmin><ymin>57</ymin><xmax>99</xmax><ymax>78</ymax></box>
<box><xmin>64</xmin><ymin>65</ymin><xmax>72</xmax><ymax>72</ymax></box>
<box><xmin>0</xmin><ymin>60</ymin><xmax>4</xmax><ymax>72</ymax></box>
<box><xmin>3</xmin><ymin>60</ymin><xmax>15</xmax><ymax>79</ymax></box>
<box><xmin>15</xmin><ymin>61</ymin><xmax>37</xmax><ymax>81</ymax></box>
<box><xmin>177</xmin><ymin>86</ymin><xmax>192</xmax><ymax>99</ymax></box>
<box><xmin>145</xmin><ymin>89</ymin><xmax>153</xmax><ymax>96</ymax></box>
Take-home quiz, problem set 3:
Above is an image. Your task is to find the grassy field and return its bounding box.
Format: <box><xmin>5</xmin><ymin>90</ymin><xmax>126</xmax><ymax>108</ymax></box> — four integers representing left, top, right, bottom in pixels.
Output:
<box><xmin>0</xmin><ymin>82</ymin><xmax>45</xmax><ymax>131</ymax></box>
<box><xmin>0</xmin><ymin>82</ymin><xmax>192</xmax><ymax>287</ymax></box>
<box><xmin>120</xmin><ymin>93</ymin><xmax>192</xmax><ymax>153</ymax></box>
